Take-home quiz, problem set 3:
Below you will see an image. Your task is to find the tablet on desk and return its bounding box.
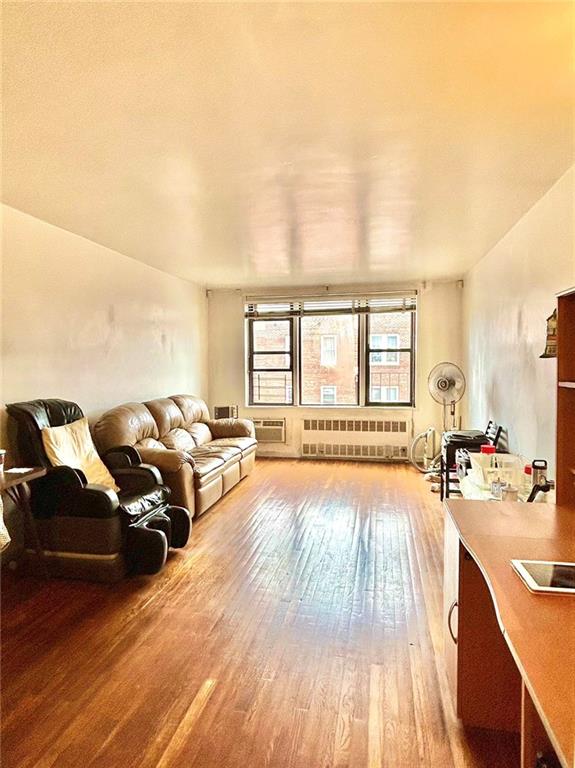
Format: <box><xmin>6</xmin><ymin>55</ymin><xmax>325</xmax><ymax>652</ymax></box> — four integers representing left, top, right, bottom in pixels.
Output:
<box><xmin>511</xmin><ymin>559</ymin><xmax>575</xmax><ymax>594</ymax></box>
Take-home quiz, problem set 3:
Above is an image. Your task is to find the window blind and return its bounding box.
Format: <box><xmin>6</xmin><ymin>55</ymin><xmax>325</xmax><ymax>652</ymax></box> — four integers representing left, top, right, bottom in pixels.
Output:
<box><xmin>244</xmin><ymin>291</ymin><xmax>417</xmax><ymax>318</ymax></box>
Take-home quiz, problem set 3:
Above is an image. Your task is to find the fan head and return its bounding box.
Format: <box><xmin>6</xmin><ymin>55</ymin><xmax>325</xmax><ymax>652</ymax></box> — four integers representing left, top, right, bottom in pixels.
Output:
<box><xmin>428</xmin><ymin>362</ymin><xmax>466</xmax><ymax>404</ymax></box>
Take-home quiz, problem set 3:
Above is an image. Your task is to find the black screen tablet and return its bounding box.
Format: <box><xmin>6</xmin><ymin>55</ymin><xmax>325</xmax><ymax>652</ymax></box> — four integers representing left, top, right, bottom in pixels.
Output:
<box><xmin>511</xmin><ymin>560</ymin><xmax>575</xmax><ymax>594</ymax></box>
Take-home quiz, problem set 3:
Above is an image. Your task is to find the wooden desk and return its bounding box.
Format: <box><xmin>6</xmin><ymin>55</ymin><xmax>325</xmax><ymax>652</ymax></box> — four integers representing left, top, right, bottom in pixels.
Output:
<box><xmin>0</xmin><ymin>467</ymin><xmax>48</xmax><ymax>576</ymax></box>
<box><xmin>444</xmin><ymin>499</ymin><xmax>574</xmax><ymax>768</ymax></box>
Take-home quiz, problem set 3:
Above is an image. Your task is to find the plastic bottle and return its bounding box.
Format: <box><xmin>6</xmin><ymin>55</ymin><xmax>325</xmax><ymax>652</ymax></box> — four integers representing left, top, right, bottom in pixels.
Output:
<box><xmin>481</xmin><ymin>444</ymin><xmax>503</xmax><ymax>497</ymax></box>
<box><xmin>522</xmin><ymin>464</ymin><xmax>533</xmax><ymax>496</ymax></box>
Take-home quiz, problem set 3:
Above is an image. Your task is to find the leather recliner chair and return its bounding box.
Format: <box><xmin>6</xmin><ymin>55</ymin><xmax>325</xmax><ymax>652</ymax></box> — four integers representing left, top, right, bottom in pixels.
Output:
<box><xmin>6</xmin><ymin>399</ymin><xmax>191</xmax><ymax>581</ymax></box>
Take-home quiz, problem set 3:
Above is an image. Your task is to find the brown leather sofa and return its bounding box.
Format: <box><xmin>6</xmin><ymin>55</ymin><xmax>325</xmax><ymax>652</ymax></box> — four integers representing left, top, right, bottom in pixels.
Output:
<box><xmin>94</xmin><ymin>395</ymin><xmax>256</xmax><ymax>519</ymax></box>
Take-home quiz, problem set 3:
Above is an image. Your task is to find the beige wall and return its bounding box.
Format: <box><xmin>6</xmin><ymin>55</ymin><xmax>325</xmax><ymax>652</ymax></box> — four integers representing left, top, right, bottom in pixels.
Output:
<box><xmin>208</xmin><ymin>281</ymin><xmax>464</xmax><ymax>457</ymax></box>
<box><xmin>1</xmin><ymin>205</ymin><xmax>208</xmax><ymax>446</ymax></box>
<box><xmin>463</xmin><ymin>167</ymin><xmax>575</xmax><ymax>475</ymax></box>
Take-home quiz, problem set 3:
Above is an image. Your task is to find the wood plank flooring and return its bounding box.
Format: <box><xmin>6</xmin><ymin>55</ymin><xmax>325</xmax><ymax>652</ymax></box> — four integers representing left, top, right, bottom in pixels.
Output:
<box><xmin>1</xmin><ymin>460</ymin><xmax>519</xmax><ymax>767</ymax></box>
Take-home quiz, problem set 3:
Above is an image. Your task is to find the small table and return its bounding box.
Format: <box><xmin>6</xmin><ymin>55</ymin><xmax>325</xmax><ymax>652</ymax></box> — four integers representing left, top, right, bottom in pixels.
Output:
<box><xmin>0</xmin><ymin>467</ymin><xmax>48</xmax><ymax>577</ymax></box>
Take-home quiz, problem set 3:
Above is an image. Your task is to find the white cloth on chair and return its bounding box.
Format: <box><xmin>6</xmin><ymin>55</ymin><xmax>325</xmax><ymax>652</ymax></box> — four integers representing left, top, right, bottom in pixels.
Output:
<box><xmin>0</xmin><ymin>495</ymin><xmax>12</xmax><ymax>552</ymax></box>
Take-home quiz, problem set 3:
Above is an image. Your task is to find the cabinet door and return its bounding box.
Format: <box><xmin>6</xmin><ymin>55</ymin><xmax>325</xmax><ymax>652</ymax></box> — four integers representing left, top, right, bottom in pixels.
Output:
<box><xmin>457</xmin><ymin>547</ymin><xmax>522</xmax><ymax>731</ymax></box>
<box><xmin>443</xmin><ymin>512</ymin><xmax>460</xmax><ymax>706</ymax></box>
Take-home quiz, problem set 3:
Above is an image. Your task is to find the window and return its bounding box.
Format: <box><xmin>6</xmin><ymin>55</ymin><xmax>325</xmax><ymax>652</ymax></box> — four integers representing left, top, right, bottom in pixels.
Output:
<box><xmin>366</xmin><ymin>311</ymin><xmax>415</xmax><ymax>406</ymax></box>
<box><xmin>320</xmin><ymin>386</ymin><xmax>337</xmax><ymax>404</ymax></box>
<box><xmin>247</xmin><ymin>318</ymin><xmax>294</xmax><ymax>405</ymax></box>
<box><xmin>320</xmin><ymin>335</ymin><xmax>337</xmax><ymax>366</ymax></box>
<box><xmin>245</xmin><ymin>293</ymin><xmax>416</xmax><ymax>407</ymax></box>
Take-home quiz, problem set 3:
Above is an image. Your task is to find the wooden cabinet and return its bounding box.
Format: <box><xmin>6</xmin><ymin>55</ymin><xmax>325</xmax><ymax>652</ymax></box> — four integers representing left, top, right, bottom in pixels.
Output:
<box><xmin>557</xmin><ymin>287</ymin><xmax>575</xmax><ymax>506</ymax></box>
<box><xmin>443</xmin><ymin>513</ymin><xmax>522</xmax><ymax>732</ymax></box>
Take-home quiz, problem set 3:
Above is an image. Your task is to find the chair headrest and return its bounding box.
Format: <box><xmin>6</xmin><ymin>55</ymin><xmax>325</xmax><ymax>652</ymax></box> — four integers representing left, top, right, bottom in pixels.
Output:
<box><xmin>6</xmin><ymin>399</ymin><xmax>85</xmax><ymax>466</ymax></box>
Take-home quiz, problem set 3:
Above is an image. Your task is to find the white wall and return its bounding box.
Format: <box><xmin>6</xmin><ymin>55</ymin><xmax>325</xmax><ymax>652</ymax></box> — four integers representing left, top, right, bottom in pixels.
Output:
<box><xmin>463</xmin><ymin>167</ymin><xmax>575</xmax><ymax>474</ymax></box>
<box><xmin>1</xmin><ymin>205</ymin><xmax>208</xmax><ymax>442</ymax></box>
<box><xmin>208</xmin><ymin>281</ymin><xmax>464</xmax><ymax>457</ymax></box>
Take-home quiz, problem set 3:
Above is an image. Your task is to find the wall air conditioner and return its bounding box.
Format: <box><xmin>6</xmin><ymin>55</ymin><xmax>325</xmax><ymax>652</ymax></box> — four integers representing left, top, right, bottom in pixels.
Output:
<box><xmin>252</xmin><ymin>418</ymin><xmax>286</xmax><ymax>443</ymax></box>
<box><xmin>214</xmin><ymin>405</ymin><xmax>238</xmax><ymax>419</ymax></box>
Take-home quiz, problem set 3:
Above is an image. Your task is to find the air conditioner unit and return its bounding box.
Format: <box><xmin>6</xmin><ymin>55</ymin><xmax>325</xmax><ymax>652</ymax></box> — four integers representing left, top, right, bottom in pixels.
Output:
<box><xmin>214</xmin><ymin>405</ymin><xmax>238</xmax><ymax>419</ymax></box>
<box><xmin>252</xmin><ymin>418</ymin><xmax>286</xmax><ymax>443</ymax></box>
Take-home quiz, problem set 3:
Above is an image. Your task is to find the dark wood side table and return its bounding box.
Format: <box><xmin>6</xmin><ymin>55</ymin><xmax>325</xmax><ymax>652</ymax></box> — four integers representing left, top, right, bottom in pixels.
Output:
<box><xmin>0</xmin><ymin>467</ymin><xmax>48</xmax><ymax>577</ymax></box>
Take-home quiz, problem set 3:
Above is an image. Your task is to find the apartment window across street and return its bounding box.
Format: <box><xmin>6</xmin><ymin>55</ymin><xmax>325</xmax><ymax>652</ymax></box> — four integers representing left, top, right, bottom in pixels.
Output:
<box><xmin>245</xmin><ymin>292</ymin><xmax>416</xmax><ymax>406</ymax></box>
<box><xmin>320</xmin><ymin>385</ymin><xmax>337</xmax><ymax>404</ymax></box>
<box><xmin>370</xmin><ymin>385</ymin><xmax>399</xmax><ymax>403</ymax></box>
<box><xmin>320</xmin><ymin>335</ymin><xmax>337</xmax><ymax>366</ymax></box>
<box><xmin>370</xmin><ymin>333</ymin><xmax>399</xmax><ymax>365</ymax></box>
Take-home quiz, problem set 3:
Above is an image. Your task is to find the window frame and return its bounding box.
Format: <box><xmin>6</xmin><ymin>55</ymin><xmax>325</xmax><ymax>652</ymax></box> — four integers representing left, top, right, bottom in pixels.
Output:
<box><xmin>365</xmin><ymin>313</ymin><xmax>415</xmax><ymax>407</ymax></box>
<box><xmin>245</xmin><ymin>295</ymin><xmax>416</xmax><ymax>409</ymax></box>
<box><xmin>247</xmin><ymin>317</ymin><xmax>296</xmax><ymax>406</ymax></box>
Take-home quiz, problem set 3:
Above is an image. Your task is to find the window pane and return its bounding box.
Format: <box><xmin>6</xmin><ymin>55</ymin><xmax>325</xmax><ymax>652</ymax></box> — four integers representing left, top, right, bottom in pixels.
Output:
<box><xmin>369</xmin><ymin>312</ymin><xmax>412</xmax><ymax>348</ymax></box>
<box><xmin>368</xmin><ymin>352</ymin><xmax>412</xmax><ymax>403</ymax></box>
<box><xmin>252</xmin><ymin>320</ymin><xmax>291</xmax><ymax>352</ymax></box>
<box><xmin>252</xmin><ymin>352</ymin><xmax>291</xmax><ymax>370</ymax></box>
<box><xmin>251</xmin><ymin>371</ymin><xmax>293</xmax><ymax>404</ymax></box>
<box><xmin>300</xmin><ymin>315</ymin><xmax>358</xmax><ymax>405</ymax></box>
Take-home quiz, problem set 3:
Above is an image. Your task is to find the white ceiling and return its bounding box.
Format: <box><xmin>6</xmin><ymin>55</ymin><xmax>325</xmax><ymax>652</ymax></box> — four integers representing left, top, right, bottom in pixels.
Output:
<box><xmin>2</xmin><ymin>2</ymin><xmax>574</xmax><ymax>288</ymax></box>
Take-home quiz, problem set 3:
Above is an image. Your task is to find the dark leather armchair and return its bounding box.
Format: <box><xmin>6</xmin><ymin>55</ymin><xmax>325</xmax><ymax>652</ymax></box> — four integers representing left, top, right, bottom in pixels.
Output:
<box><xmin>6</xmin><ymin>399</ymin><xmax>191</xmax><ymax>581</ymax></box>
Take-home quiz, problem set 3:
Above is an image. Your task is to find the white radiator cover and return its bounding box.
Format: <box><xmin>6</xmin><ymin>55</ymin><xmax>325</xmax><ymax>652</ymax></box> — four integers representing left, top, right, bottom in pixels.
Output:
<box><xmin>301</xmin><ymin>417</ymin><xmax>412</xmax><ymax>461</ymax></box>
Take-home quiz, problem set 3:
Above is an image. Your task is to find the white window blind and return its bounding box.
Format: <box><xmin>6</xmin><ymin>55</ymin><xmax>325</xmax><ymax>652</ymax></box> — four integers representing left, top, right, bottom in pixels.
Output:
<box><xmin>245</xmin><ymin>291</ymin><xmax>417</xmax><ymax>318</ymax></box>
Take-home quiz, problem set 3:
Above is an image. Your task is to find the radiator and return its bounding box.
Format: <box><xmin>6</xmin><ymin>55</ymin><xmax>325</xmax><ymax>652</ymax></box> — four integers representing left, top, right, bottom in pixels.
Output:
<box><xmin>301</xmin><ymin>417</ymin><xmax>411</xmax><ymax>461</ymax></box>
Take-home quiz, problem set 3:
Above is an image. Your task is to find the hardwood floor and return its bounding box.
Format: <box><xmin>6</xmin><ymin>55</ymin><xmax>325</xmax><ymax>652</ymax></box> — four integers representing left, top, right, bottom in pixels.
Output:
<box><xmin>1</xmin><ymin>460</ymin><xmax>519</xmax><ymax>768</ymax></box>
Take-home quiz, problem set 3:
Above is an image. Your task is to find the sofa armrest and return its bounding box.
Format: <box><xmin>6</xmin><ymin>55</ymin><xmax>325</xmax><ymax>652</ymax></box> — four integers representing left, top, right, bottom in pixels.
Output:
<box><xmin>102</xmin><ymin>445</ymin><xmax>142</xmax><ymax>470</ymax></box>
<box><xmin>111</xmin><ymin>465</ymin><xmax>163</xmax><ymax>494</ymax></box>
<box><xmin>204</xmin><ymin>418</ymin><xmax>255</xmax><ymax>439</ymax></box>
<box><xmin>29</xmin><ymin>468</ymin><xmax>120</xmax><ymax>520</ymax></box>
<box><xmin>137</xmin><ymin>447</ymin><xmax>195</xmax><ymax>474</ymax></box>
<box><xmin>62</xmin><ymin>485</ymin><xmax>120</xmax><ymax>519</ymax></box>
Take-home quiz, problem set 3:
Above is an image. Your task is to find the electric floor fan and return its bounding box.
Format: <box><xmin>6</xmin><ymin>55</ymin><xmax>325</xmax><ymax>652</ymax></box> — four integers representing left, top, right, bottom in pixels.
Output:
<box><xmin>409</xmin><ymin>362</ymin><xmax>466</xmax><ymax>474</ymax></box>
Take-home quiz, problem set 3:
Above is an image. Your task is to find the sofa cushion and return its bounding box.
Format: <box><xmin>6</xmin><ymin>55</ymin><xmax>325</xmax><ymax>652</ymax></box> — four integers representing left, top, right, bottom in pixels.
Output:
<box><xmin>186</xmin><ymin>423</ymin><xmax>212</xmax><ymax>446</ymax></box>
<box><xmin>170</xmin><ymin>395</ymin><xmax>210</xmax><ymax>424</ymax></box>
<box><xmin>161</xmin><ymin>429</ymin><xmax>197</xmax><ymax>452</ymax></box>
<box><xmin>209</xmin><ymin>437</ymin><xmax>257</xmax><ymax>455</ymax></box>
<box><xmin>145</xmin><ymin>398</ymin><xmax>188</xmax><ymax>436</ymax></box>
<box><xmin>94</xmin><ymin>402</ymin><xmax>159</xmax><ymax>452</ymax></box>
<box><xmin>191</xmin><ymin>445</ymin><xmax>241</xmax><ymax>463</ymax></box>
<box><xmin>192</xmin><ymin>454</ymin><xmax>225</xmax><ymax>483</ymax></box>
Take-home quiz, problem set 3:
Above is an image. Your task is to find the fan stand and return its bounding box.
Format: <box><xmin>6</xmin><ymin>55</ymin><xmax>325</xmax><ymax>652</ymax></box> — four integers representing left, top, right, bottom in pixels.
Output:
<box><xmin>442</xmin><ymin>400</ymin><xmax>460</xmax><ymax>432</ymax></box>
